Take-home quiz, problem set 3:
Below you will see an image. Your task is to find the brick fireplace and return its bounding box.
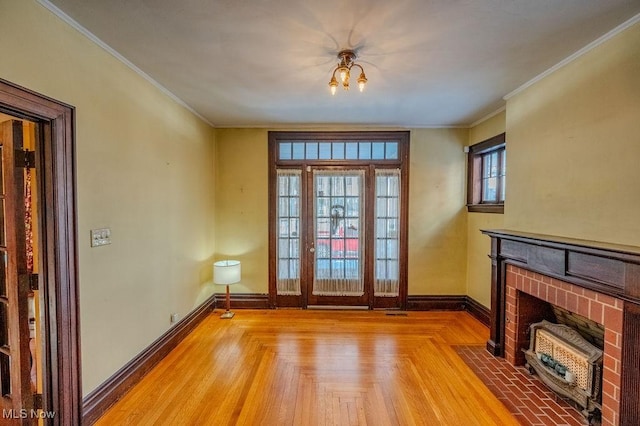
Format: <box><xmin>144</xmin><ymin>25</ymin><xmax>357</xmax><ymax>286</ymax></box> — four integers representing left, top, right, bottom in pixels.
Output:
<box><xmin>482</xmin><ymin>230</ymin><xmax>640</xmax><ymax>426</ymax></box>
<box><xmin>505</xmin><ymin>265</ymin><xmax>622</xmax><ymax>424</ymax></box>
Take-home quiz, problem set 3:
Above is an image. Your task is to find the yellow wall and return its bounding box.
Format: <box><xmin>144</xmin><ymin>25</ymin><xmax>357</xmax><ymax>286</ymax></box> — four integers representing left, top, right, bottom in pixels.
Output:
<box><xmin>505</xmin><ymin>22</ymin><xmax>640</xmax><ymax>246</ymax></box>
<box><xmin>214</xmin><ymin>129</ymin><xmax>269</xmax><ymax>293</ymax></box>
<box><xmin>408</xmin><ymin>129</ymin><xmax>469</xmax><ymax>294</ymax></box>
<box><xmin>465</xmin><ymin>112</ymin><xmax>505</xmax><ymax>308</ymax></box>
<box><xmin>0</xmin><ymin>0</ymin><xmax>216</xmax><ymax>395</ymax></box>
<box><xmin>214</xmin><ymin>128</ymin><xmax>469</xmax><ymax>296</ymax></box>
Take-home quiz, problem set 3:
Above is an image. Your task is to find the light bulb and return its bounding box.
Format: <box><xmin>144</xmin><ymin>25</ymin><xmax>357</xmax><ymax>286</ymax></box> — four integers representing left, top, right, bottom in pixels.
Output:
<box><xmin>340</xmin><ymin>68</ymin><xmax>348</xmax><ymax>83</ymax></box>
<box><xmin>328</xmin><ymin>75</ymin><xmax>338</xmax><ymax>95</ymax></box>
<box><xmin>357</xmin><ymin>71</ymin><xmax>367</xmax><ymax>92</ymax></box>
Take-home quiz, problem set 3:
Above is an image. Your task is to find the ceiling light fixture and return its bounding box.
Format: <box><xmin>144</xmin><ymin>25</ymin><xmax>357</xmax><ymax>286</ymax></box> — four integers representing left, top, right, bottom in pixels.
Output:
<box><xmin>328</xmin><ymin>50</ymin><xmax>367</xmax><ymax>95</ymax></box>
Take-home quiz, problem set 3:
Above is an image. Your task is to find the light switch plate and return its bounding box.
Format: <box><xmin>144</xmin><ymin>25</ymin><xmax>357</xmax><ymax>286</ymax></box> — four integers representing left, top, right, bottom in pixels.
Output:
<box><xmin>90</xmin><ymin>228</ymin><xmax>111</xmax><ymax>247</ymax></box>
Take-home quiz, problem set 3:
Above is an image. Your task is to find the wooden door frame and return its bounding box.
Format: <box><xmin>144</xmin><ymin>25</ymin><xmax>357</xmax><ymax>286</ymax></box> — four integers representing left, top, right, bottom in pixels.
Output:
<box><xmin>0</xmin><ymin>78</ymin><xmax>81</xmax><ymax>424</ymax></box>
<box><xmin>268</xmin><ymin>131</ymin><xmax>410</xmax><ymax>310</ymax></box>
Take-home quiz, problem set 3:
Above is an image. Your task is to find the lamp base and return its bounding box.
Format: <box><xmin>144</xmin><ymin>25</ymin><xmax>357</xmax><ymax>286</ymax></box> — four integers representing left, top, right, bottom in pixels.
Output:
<box><xmin>220</xmin><ymin>311</ymin><xmax>235</xmax><ymax>319</ymax></box>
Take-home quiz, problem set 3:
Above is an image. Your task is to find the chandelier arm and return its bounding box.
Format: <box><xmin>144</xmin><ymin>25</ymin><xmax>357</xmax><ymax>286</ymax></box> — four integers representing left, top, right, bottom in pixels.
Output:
<box><xmin>329</xmin><ymin>50</ymin><xmax>367</xmax><ymax>93</ymax></box>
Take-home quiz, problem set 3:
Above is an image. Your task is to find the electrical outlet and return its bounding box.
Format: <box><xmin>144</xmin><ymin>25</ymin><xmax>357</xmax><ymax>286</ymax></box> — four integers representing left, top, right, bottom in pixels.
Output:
<box><xmin>90</xmin><ymin>228</ymin><xmax>112</xmax><ymax>247</ymax></box>
<box><xmin>170</xmin><ymin>313</ymin><xmax>179</xmax><ymax>324</ymax></box>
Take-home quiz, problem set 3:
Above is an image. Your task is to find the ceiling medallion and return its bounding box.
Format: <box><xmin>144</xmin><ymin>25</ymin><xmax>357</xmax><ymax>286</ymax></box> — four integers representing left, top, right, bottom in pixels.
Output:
<box><xmin>328</xmin><ymin>50</ymin><xmax>368</xmax><ymax>95</ymax></box>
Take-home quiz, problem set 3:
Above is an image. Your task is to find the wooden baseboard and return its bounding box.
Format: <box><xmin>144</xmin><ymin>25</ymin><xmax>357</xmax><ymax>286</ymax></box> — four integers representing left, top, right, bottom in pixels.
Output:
<box><xmin>82</xmin><ymin>294</ymin><xmax>216</xmax><ymax>424</ymax></box>
<box><xmin>214</xmin><ymin>293</ymin><xmax>270</xmax><ymax>309</ymax></box>
<box><xmin>464</xmin><ymin>296</ymin><xmax>490</xmax><ymax>327</ymax></box>
<box><xmin>406</xmin><ymin>295</ymin><xmax>490</xmax><ymax>326</ymax></box>
<box><xmin>406</xmin><ymin>295</ymin><xmax>466</xmax><ymax>311</ymax></box>
<box><xmin>211</xmin><ymin>293</ymin><xmax>487</xmax><ymax>324</ymax></box>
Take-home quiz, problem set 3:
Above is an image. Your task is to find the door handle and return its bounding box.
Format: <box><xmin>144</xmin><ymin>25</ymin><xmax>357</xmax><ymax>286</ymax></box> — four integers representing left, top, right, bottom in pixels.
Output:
<box><xmin>309</xmin><ymin>247</ymin><xmax>315</xmax><ymax>253</ymax></box>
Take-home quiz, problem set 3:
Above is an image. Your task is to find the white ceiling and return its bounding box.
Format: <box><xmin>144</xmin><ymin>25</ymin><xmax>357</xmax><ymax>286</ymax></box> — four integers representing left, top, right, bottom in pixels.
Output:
<box><xmin>46</xmin><ymin>0</ymin><xmax>640</xmax><ymax>128</ymax></box>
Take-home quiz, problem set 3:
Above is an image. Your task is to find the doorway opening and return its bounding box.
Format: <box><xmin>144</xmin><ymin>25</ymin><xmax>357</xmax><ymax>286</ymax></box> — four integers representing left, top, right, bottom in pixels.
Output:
<box><xmin>268</xmin><ymin>132</ymin><xmax>409</xmax><ymax>309</ymax></box>
<box><xmin>0</xmin><ymin>79</ymin><xmax>80</xmax><ymax>424</ymax></box>
<box><xmin>0</xmin><ymin>116</ymin><xmax>46</xmax><ymax>420</ymax></box>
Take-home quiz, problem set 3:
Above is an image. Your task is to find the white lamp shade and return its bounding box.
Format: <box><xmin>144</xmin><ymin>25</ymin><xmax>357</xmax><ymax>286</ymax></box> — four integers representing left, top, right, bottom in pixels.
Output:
<box><xmin>214</xmin><ymin>260</ymin><xmax>241</xmax><ymax>285</ymax></box>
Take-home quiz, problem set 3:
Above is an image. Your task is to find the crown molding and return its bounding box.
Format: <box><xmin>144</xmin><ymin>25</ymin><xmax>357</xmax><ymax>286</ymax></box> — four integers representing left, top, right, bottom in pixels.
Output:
<box><xmin>469</xmin><ymin>105</ymin><xmax>506</xmax><ymax>128</ymax></box>
<box><xmin>36</xmin><ymin>0</ymin><xmax>214</xmax><ymax>127</ymax></box>
<box><xmin>213</xmin><ymin>123</ymin><xmax>467</xmax><ymax>130</ymax></box>
<box><xmin>504</xmin><ymin>12</ymin><xmax>640</xmax><ymax>101</ymax></box>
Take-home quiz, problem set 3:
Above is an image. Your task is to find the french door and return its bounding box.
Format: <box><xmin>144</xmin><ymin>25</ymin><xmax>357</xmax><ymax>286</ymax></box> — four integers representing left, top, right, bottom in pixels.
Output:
<box><xmin>269</xmin><ymin>132</ymin><xmax>409</xmax><ymax>309</ymax></box>
<box><xmin>0</xmin><ymin>120</ymin><xmax>35</xmax><ymax>420</ymax></box>
<box><xmin>308</xmin><ymin>168</ymin><xmax>367</xmax><ymax>306</ymax></box>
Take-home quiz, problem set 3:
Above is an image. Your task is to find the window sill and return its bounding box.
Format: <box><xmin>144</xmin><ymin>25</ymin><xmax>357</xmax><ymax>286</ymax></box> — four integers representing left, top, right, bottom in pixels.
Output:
<box><xmin>467</xmin><ymin>204</ymin><xmax>504</xmax><ymax>214</ymax></box>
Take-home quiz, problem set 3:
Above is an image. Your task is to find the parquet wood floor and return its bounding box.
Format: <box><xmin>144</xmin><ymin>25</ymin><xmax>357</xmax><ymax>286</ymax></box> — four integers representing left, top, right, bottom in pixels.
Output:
<box><xmin>95</xmin><ymin>310</ymin><xmax>519</xmax><ymax>425</ymax></box>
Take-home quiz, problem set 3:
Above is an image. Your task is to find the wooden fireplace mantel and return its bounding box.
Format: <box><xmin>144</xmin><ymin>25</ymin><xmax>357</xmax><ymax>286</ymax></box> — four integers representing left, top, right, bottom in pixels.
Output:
<box><xmin>482</xmin><ymin>229</ymin><xmax>640</xmax><ymax>424</ymax></box>
<box><xmin>481</xmin><ymin>229</ymin><xmax>640</xmax><ymax>354</ymax></box>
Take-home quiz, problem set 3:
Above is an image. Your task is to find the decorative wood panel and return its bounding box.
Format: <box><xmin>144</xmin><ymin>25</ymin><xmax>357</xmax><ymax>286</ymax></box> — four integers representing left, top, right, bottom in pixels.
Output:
<box><xmin>501</xmin><ymin>240</ymin><xmax>528</xmax><ymax>262</ymax></box>
<box><xmin>528</xmin><ymin>245</ymin><xmax>564</xmax><ymax>276</ymax></box>
<box><xmin>567</xmin><ymin>252</ymin><xmax>625</xmax><ymax>289</ymax></box>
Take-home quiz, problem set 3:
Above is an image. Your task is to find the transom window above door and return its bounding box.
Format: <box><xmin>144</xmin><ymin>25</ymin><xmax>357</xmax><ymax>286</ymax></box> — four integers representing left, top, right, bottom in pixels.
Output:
<box><xmin>278</xmin><ymin>140</ymin><xmax>399</xmax><ymax>161</ymax></box>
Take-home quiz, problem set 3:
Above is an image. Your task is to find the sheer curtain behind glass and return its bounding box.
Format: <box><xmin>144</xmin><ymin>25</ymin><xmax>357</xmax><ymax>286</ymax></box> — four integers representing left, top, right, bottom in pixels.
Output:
<box><xmin>276</xmin><ymin>169</ymin><xmax>301</xmax><ymax>295</ymax></box>
<box><xmin>313</xmin><ymin>170</ymin><xmax>365</xmax><ymax>296</ymax></box>
<box><xmin>375</xmin><ymin>169</ymin><xmax>401</xmax><ymax>296</ymax></box>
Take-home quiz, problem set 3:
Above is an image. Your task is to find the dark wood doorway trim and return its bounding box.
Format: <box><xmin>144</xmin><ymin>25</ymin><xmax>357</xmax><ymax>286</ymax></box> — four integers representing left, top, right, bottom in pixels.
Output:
<box><xmin>0</xmin><ymin>78</ymin><xmax>81</xmax><ymax>424</ymax></box>
<box><xmin>268</xmin><ymin>131</ymin><xmax>410</xmax><ymax>310</ymax></box>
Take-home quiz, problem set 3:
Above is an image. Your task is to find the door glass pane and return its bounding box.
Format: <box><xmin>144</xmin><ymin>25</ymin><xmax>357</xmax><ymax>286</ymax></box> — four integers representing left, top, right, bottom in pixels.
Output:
<box><xmin>0</xmin><ymin>146</ymin><xmax>4</xmax><ymax>194</ymax></box>
<box><xmin>289</xmin><ymin>198</ymin><xmax>299</xmax><ymax>216</ymax></box>
<box><xmin>313</xmin><ymin>170</ymin><xmax>364</xmax><ymax>296</ymax></box>
<box><xmin>0</xmin><ymin>199</ymin><xmax>5</xmax><ymax>247</ymax></box>
<box><xmin>0</xmin><ymin>251</ymin><xmax>6</xmax><ymax>298</ymax></box>
<box><xmin>0</xmin><ymin>352</ymin><xmax>10</xmax><ymax>396</ymax></box>
<box><xmin>0</xmin><ymin>302</ymin><xmax>7</xmax><ymax>346</ymax></box>
<box><xmin>276</xmin><ymin>170</ymin><xmax>302</xmax><ymax>295</ymax></box>
<box><xmin>375</xmin><ymin>169</ymin><xmax>401</xmax><ymax>296</ymax></box>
